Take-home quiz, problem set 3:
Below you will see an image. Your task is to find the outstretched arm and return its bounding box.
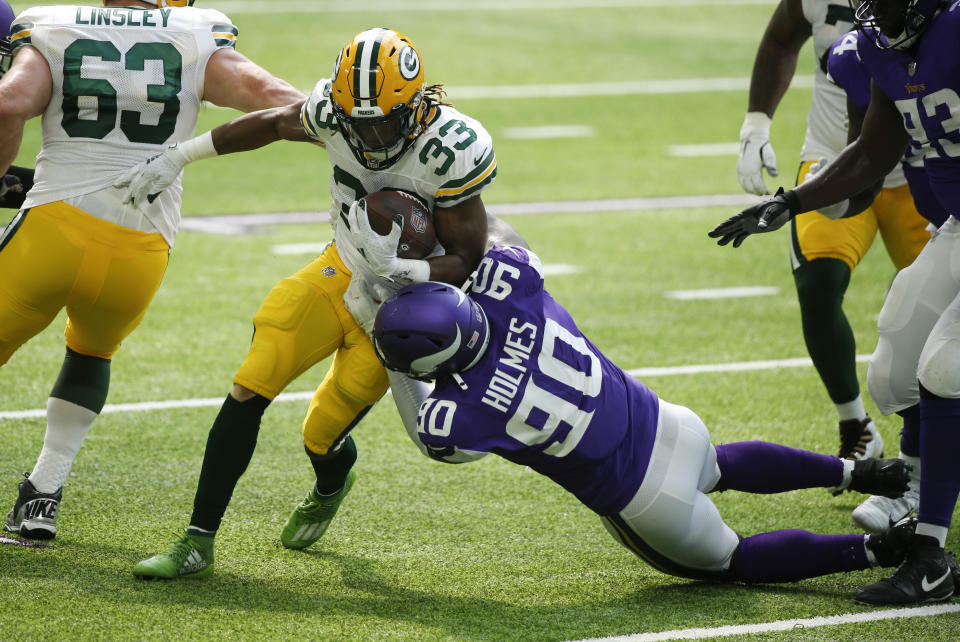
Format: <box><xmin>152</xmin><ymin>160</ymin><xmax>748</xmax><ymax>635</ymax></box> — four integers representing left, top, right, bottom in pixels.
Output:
<box><xmin>737</xmin><ymin>0</ymin><xmax>810</xmax><ymax>195</ymax></box>
<box><xmin>711</xmin><ymin>83</ymin><xmax>907</xmax><ymax>247</ymax></box>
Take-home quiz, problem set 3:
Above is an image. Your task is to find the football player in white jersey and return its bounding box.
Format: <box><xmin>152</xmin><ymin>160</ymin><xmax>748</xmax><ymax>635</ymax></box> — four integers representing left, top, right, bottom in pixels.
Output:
<box><xmin>0</xmin><ymin>0</ymin><xmax>304</xmax><ymax>541</ymax></box>
<box><xmin>736</xmin><ymin>0</ymin><xmax>929</xmax><ymax>471</ymax></box>
<box><xmin>120</xmin><ymin>28</ymin><xmax>523</xmax><ymax>579</ymax></box>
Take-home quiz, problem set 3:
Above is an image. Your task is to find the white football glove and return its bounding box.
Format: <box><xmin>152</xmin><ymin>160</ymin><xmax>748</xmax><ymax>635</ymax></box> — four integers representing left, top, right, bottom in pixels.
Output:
<box><xmin>344</xmin><ymin>199</ymin><xmax>429</xmax><ymax>283</ymax></box>
<box><xmin>802</xmin><ymin>157</ymin><xmax>849</xmax><ymax>219</ymax></box>
<box><xmin>114</xmin><ymin>146</ymin><xmax>189</xmax><ymax>206</ymax></box>
<box><xmin>345</xmin><ymin>198</ymin><xmax>402</xmax><ymax>278</ymax></box>
<box><xmin>343</xmin><ymin>277</ymin><xmax>390</xmax><ymax>334</ymax></box>
<box><xmin>113</xmin><ymin>131</ymin><xmax>218</xmax><ymax>206</ymax></box>
<box><xmin>737</xmin><ymin>112</ymin><xmax>779</xmax><ymax>196</ymax></box>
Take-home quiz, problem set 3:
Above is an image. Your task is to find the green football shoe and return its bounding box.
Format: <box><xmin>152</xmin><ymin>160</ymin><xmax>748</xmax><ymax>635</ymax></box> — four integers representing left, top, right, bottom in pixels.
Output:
<box><xmin>132</xmin><ymin>531</ymin><xmax>215</xmax><ymax>579</ymax></box>
<box><xmin>281</xmin><ymin>468</ymin><xmax>356</xmax><ymax>550</ymax></box>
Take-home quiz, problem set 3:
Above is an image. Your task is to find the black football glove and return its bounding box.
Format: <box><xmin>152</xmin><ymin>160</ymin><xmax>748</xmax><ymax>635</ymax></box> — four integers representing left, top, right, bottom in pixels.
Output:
<box><xmin>708</xmin><ymin>187</ymin><xmax>801</xmax><ymax>248</ymax></box>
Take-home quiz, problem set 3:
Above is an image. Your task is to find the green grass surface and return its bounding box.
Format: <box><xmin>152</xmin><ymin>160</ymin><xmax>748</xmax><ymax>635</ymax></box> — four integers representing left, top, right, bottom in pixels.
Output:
<box><xmin>3</xmin><ymin>1</ymin><xmax>960</xmax><ymax>640</ymax></box>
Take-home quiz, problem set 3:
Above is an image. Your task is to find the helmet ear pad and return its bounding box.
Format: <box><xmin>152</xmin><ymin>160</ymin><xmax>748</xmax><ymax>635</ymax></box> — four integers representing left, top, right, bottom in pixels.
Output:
<box><xmin>373</xmin><ymin>283</ymin><xmax>490</xmax><ymax>381</ymax></box>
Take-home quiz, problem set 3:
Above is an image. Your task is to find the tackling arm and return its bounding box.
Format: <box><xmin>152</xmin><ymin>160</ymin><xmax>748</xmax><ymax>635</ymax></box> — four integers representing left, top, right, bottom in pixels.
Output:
<box><xmin>0</xmin><ymin>48</ymin><xmax>51</xmax><ymax>176</ymax></box>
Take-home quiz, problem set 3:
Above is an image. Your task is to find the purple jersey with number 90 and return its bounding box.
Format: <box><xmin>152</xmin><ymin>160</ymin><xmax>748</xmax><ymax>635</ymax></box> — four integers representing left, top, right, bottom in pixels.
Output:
<box><xmin>416</xmin><ymin>246</ymin><xmax>659</xmax><ymax>516</ymax></box>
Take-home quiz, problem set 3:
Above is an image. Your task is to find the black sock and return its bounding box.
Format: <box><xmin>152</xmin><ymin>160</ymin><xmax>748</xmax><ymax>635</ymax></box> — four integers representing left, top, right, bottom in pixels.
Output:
<box><xmin>50</xmin><ymin>347</ymin><xmax>110</xmax><ymax>413</ymax></box>
<box><xmin>793</xmin><ymin>258</ymin><xmax>858</xmax><ymax>404</ymax></box>
<box><xmin>308</xmin><ymin>435</ymin><xmax>357</xmax><ymax>495</ymax></box>
<box><xmin>190</xmin><ymin>393</ymin><xmax>270</xmax><ymax>532</ymax></box>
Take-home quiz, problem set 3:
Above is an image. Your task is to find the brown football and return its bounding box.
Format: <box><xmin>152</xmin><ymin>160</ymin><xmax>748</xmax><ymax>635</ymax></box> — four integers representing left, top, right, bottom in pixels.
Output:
<box><xmin>360</xmin><ymin>190</ymin><xmax>436</xmax><ymax>259</ymax></box>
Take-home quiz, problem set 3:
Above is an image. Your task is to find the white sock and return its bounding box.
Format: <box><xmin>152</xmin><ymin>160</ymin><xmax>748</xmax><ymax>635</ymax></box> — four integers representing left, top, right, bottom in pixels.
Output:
<box><xmin>836</xmin><ymin>396</ymin><xmax>867</xmax><ymax>422</ymax></box>
<box><xmin>916</xmin><ymin>522</ymin><xmax>949</xmax><ymax>548</ymax></box>
<box><xmin>840</xmin><ymin>458</ymin><xmax>855</xmax><ymax>488</ymax></box>
<box><xmin>29</xmin><ymin>397</ymin><xmax>98</xmax><ymax>493</ymax></box>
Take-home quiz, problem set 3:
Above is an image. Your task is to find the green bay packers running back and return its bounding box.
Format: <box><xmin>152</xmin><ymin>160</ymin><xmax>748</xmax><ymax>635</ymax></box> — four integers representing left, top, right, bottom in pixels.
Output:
<box><xmin>119</xmin><ymin>28</ymin><xmax>518</xmax><ymax>579</ymax></box>
<box><xmin>0</xmin><ymin>0</ymin><xmax>304</xmax><ymax>541</ymax></box>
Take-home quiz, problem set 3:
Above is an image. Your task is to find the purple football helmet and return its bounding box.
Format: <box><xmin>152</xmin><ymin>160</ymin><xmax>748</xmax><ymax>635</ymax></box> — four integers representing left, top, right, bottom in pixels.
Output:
<box><xmin>853</xmin><ymin>0</ymin><xmax>946</xmax><ymax>50</ymax></box>
<box><xmin>0</xmin><ymin>1</ymin><xmax>14</xmax><ymax>77</ymax></box>
<box><xmin>373</xmin><ymin>282</ymin><xmax>490</xmax><ymax>381</ymax></box>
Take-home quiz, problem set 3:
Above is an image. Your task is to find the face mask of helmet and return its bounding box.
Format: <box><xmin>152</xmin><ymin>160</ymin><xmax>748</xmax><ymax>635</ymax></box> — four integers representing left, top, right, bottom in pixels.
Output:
<box><xmin>854</xmin><ymin>0</ymin><xmax>943</xmax><ymax>50</ymax></box>
<box><xmin>332</xmin><ymin>96</ymin><xmax>422</xmax><ymax>170</ymax></box>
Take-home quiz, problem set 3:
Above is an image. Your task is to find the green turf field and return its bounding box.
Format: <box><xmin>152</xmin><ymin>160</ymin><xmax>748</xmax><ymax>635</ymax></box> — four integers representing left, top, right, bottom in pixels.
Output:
<box><xmin>3</xmin><ymin>1</ymin><xmax>959</xmax><ymax>640</ymax></box>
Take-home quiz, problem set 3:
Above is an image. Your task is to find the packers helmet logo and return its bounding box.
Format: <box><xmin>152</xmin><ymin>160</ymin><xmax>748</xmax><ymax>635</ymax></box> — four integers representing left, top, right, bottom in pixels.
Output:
<box><xmin>398</xmin><ymin>46</ymin><xmax>420</xmax><ymax>81</ymax></box>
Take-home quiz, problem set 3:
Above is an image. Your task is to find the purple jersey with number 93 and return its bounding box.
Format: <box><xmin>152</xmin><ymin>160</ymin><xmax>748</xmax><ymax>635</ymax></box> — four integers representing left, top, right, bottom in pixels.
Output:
<box><xmin>416</xmin><ymin>246</ymin><xmax>659</xmax><ymax>516</ymax></box>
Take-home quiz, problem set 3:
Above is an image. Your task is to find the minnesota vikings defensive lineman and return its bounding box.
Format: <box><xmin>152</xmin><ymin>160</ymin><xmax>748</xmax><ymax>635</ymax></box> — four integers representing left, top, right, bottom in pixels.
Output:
<box><xmin>120</xmin><ymin>28</ymin><xmax>518</xmax><ymax>579</ymax></box>
<box><xmin>710</xmin><ymin>0</ymin><xmax>960</xmax><ymax>606</ymax></box>
<box><xmin>738</xmin><ymin>0</ymin><xmax>929</xmax><ymax>467</ymax></box>
<box><xmin>370</xmin><ymin>245</ymin><xmax>922</xmax><ymax>589</ymax></box>
<box><xmin>0</xmin><ymin>0</ymin><xmax>304</xmax><ymax>541</ymax></box>
<box><xmin>825</xmin><ymin>28</ymin><xmax>949</xmax><ymax>535</ymax></box>
<box><xmin>0</xmin><ymin>0</ymin><xmax>33</xmax><ymax>209</ymax></box>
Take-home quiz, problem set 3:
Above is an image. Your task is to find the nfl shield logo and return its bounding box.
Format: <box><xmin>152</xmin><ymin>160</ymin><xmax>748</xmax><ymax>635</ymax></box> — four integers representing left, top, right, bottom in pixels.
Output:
<box><xmin>411</xmin><ymin>209</ymin><xmax>427</xmax><ymax>233</ymax></box>
<box><xmin>321</xmin><ymin>266</ymin><xmax>336</xmax><ymax>278</ymax></box>
<box><xmin>907</xmin><ymin>62</ymin><xmax>917</xmax><ymax>77</ymax></box>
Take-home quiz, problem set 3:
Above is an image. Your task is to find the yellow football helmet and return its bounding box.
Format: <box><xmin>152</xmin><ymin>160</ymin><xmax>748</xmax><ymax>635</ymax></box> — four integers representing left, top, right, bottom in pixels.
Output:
<box><xmin>330</xmin><ymin>28</ymin><xmax>426</xmax><ymax>170</ymax></box>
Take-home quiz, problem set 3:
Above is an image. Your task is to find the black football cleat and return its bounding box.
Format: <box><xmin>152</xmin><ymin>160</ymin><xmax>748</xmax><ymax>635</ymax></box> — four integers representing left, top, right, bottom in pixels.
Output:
<box><xmin>856</xmin><ymin>534</ymin><xmax>957</xmax><ymax>605</ymax></box>
<box><xmin>848</xmin><ymin>458</ymin><xmax>911</xmax><ymax>498</ymax></box>
<box><xmin>4</xmin><ymin>474</ymin><xmax>61</xmax><ymax>540</ymax></box>
<box><xmin>865</xmin><ymin>517</ymin><xmax>916</xmax><ymax>568</ymax></box>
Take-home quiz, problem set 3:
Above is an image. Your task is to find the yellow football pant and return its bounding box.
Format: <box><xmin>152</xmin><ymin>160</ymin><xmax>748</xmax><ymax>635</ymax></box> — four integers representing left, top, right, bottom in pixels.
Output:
<box><xmin>791</xmin><ymin>160</ymin><xmax>929</xmax><ymax>271</ymax></box>
<box><xmin>234</xmin><ymin>242</ymin><xmax>389</xmax><ymax>456</ymax></box>
<box><xmin>0</xmin><ymin>201</ymin><xmax>169</xmax><ymax>364</ymax></box>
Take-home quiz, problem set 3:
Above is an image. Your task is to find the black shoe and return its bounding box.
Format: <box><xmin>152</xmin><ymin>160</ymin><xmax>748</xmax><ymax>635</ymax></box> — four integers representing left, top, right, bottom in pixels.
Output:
<box><xmin>865</xmin><ymin>517</ymin><xmax>917</xmax><ymax>567</ymax></box>
<box><xmin>831</xmin><ymin>417</ymin><xmax>884</xmax><ymax>496</ymax></box>
<box><xmin>3</xmin><ymin>473</ymin><xmax>61</xmax><ymax>540</ymax></box>
<box><xmin>848</xmin><ymin>458</ymin><xmax>911</xmax><ymax>498</ymax></box>
<box><xmin>855</xmin><ymin>535</ymin><xmax>956</xmax><ymax>605</ymax></box>
<box><xmin>838</xmin><ymin>416</ymin><xmax>884</xmax><ymax>460</ymax></box>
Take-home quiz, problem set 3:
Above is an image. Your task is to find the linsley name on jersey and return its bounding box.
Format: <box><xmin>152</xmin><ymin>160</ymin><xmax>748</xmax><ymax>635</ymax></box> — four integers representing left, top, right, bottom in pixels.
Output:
<box><xmin>74</xmin><ymin>7</ymin><xmax>174</xmax><ymax>28</ymax></box>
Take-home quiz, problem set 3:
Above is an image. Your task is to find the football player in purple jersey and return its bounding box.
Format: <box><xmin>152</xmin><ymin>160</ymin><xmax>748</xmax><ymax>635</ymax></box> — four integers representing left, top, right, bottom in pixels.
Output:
<box><xmin>825</xmin><ymin>29</ymin><xmax>949</xmax><ymax>536</ymax></box>
<box><xmin>710</xmin><ymin>0</ymin><xmax>960</xmax><ymax>605</ymax></box>
<box><xmin>369</xmin><ymin>244</ymin><xmax>933</xmax><ymax>592</ymax></box>
<box><xmin>0</xmin><ymin>0</ymin><xmax>32</xmax><ymax>209</ymax></box>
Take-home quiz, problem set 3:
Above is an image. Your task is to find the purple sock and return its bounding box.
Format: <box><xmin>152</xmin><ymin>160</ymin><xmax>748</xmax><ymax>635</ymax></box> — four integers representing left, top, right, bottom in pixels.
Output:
<box><xmin>714</xmin><ymin>441</ymin><xmax>843</xmax><ymax>493</ymax></box>
<box><xmin>897</xmin><ymin>404</ymin><xmax>921</xmax><ymax>457</ymax></box>
<box><xmin>918</xmin><ymin>397</ymin><xmax>960</xmax><ymax>528</ymax></box>
<box><xmin>733</xmin><ymin>530</ymin><xmax>868</xmax><ymax>582</ymax></box>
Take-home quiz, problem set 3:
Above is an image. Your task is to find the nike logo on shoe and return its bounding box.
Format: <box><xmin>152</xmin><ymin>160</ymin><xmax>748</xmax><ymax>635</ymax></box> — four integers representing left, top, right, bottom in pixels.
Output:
<box><xmin>920</xmin><ymin>569</ymin><xmax>951</xmax><ymax>593</ymax></box>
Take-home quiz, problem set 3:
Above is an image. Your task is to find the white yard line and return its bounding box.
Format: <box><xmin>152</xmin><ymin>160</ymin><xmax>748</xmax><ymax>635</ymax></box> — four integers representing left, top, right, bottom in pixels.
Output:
<box><xmin>1</xmin><ymin>356</ymin><xmax>870</xmax><ymax>421</ymax></box>
<box><xmin>667</xmin><ymin>142</ymin><xmax>741</xmax><ymax>157</ymax></box>
<box><xmin>447</xmin><ymin>76</ymin><xmax>811</xmax><ymax>100</ymax></box>
<box><xmin>502</xmin><ymin>125</ymin><xmax>595</xmax><ymax>139</ymax></box>
<box><xmin>664</xmin><ymin>286</ymin><xmax>780</xmax><ymax>300</ymax></box>
<box><xmin>181</xmin><ymin>193</ymin><xmax>763</xmax><ymax>235</ymax></box>
<box><xmin>569</xmin><ymin>603</ymin><xmax>960</xmax><ymax>642</ymax></box>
